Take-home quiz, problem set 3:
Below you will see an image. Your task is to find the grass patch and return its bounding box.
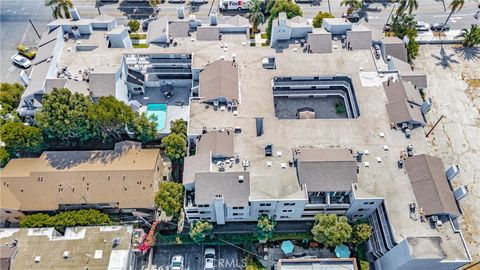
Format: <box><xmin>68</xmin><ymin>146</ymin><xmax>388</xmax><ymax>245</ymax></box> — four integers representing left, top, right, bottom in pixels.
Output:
<box><xmin>260</xmin><ymin>33</ymin><xmax>268</xmax><ymax>39</ymax></box>
<box><xmin>249</xmin><ymin>34</ymin><xmax>255</xmax><ymax>39</ymax></box>
<box><xmin>133</xmin><ymin>43</ymin><xmax>149</xmax><ymax>49</ymax></box>
<box><xmin>129</xmin><ymin>33</ymin><xmax>147</xmax><ymax>40</ymax></box>
<box><xmin>250</xmin><ymin>42</ymin><xmax>256</xmax><ymax>47</ymax></box>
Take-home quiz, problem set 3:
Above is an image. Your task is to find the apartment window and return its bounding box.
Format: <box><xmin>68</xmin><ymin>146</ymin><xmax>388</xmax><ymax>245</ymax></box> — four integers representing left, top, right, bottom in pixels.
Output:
<box><xmin>280</xmin><ymin>215</ymin><xmax>289</xmax><ymax>218</ymax></box>
<box><xmin>283</xmin><ymin>203</ymin><xmax>295</xmax><ymax>206</ymax></box>
<box><xmin>233</xmin><ymin>207</ymin><xmax>244</xmax><ymax>209</ymax></box>
<box><xmin>259</xmin><ymin>210</ymin><xmax>270</xmax><ymax>213</ymax></box>
<box><xmin>190</xmin><ymin>217</ymin><xmax>199</xmax><ymax>221</ymax></box>
<box><xmin>358</xmin><ymin>208</ymin><xmax>366</xmax><ymax>211</ymax></box>
<box><xmin>353</xmin><ymin>214</ymin><xmax>365</xmax><ymax>218</ymax></box>
<box><xmin>282</xmin><ymin>209</ymin><xmax>293</xmax><ymax>213</ymax></box>
<box><xmin>363</xmin><ymin>202</ymin><xmax>375</xmax><ymax>205</ymax></box>
<box><xmin>260</xmin><ymin>203</ymin><xmax>272</xmax><ymax>207</ymax></box>
<box><xmin>233</xmin><ymin>213</ymin><xmax>244</xmax><ymax>216</ymax></box>
<box><xmin>199</xmin><ymin>211</ymin><xmax>211</xmax><ymax>214</ymax></box>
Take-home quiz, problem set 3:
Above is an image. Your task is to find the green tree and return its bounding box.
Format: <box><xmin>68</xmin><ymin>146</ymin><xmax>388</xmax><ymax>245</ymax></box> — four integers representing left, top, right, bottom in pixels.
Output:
<box><xmin>0</xmin><ymin>147</ymin><xmax>10</xmax><ymax>168</ymax></box>
<box><xmin>36</xmin><ymin>88</ymin><xmax>92</xmax><ymax>143</ymax></box>
<box><xmin>170</xmin><ymin>119</ymin><xmax>187</xmax><ymax>137</ymax></box>
<box><xmin>391</xmin><ymin>13</ymin><xmax>419</xmax><ymax>62</ymax></box>
<box><xmin>189</xmin><ymin>220</ymin><xmax>213</xmax><ymax>243</ymax></box>
<box><xmin>311</xmin><ymin>214</ymin><xmax>352</xmax><ymax>247</ymax></box>
<box><xmin>245</xmin><ymin>257</ymin><xmax>266</xmax><ymax>270</ymax></box>
<box><xmin>249</xmin><ymin>0</ymin><xmax>265</xmax><ymax>33</ymax></box>
<box><xmin>128</xmin><ymin>20</ymin><xmax>140</xmax><ymax>33</ymax></box>
<box><xmin>312</xmin><ymin>11</ymin><xmax>334</xmax><ymax>28</ymax></box>
<box><xmin>256</xmin><ymin>214</ymin><xmax>276</xmax><ymax>240</ymax></box>
<box><xmin>132</xmin><ymin>113</ymin><xmax>157</xmax><ymax>143</ymax></box>
<box><xmin>0</xmin><ymin>121</ymin><xmax>44</xmax><ymax>157</ymax></box>
<box><xmin>396</xmin><ymin>0</ymin><xmax>419</xmax><ymax>16</ymax></box>
<box><xmin>45</xmin><ymin>0</ymin><xmax>74</xmax><ymax>19</ymax></box>
<box><xmin>443</xmin><ymin>0</ymin><xmax>464</xmax><ymax>29</ymax></box>
<box><xmin>149</xmin><ymin>0</ymin><xmax>160</xmax><ymax>7</ymax></box>
<box><xmin>456</xmin><ymin>24</ymin><xmax>480</xmax><ymax>47</ymax></box>
<box><xmin>161</xmin><ymin>133</ymin><xmax>186</xmax><ymax>161</ymax></box>
<box><xmin>351</xmin><ymin>223</ymin><xmax>372</xmax><ymax>245</ymax></box>
<box><xmin>155</xmin><ymin>182</ymin><xmax>184</xmax><ymax>217</ymax></box>
<box><xmin>88</xmin><ymin>96</ymin><xmax>135</xmax><ymax>142</ymax></box>
<box><xmin>340</xmin><ymin>0</ymin><xmax>362</xmax><ymax>15</ymax></box>
<box><xmin>267</xmin><ymin>0</ymin><xmax>302</xmax><ymax>39</ymax></box>
<box><xmin>0</xmin><ymin>83</ymin><xmax>24</xmax><ymax>116</ymax></box>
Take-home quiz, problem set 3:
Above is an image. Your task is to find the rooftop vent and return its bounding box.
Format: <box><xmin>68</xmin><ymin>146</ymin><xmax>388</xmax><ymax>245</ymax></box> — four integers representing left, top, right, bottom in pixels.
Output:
<box><xmin>238</xmin><ymin>175</ymin><xmax>244</xmax><ymax>183</ymax></box>
<box><xmin>34</xmin><ymin>256</ymin><xmax>41</xmax><ymax>263</ymax></box>
<box><xmin>63</xmin><ymin>251</ymin><xmax>70</xmax><ymax>259</ymax></box>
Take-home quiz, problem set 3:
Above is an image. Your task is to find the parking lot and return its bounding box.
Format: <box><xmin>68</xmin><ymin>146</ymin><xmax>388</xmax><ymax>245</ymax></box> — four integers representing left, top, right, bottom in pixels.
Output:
<box><xmin>136</xmin><ymin>244</ymin><xmax>243</xmax><ymax>270</ymax></box>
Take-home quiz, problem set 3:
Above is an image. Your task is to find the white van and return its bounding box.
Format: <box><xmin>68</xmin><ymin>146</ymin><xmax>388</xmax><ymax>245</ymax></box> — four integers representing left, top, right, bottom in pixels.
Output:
<box><xmin>219</xmin><ymin>0</ymin><xmax>250</xmax><ymax>10</ymax></box>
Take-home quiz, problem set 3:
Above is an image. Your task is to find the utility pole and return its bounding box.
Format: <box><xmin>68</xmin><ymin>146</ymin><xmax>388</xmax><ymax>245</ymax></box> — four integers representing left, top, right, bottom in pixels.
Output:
<box><xmin>426</xmin><ymin>114</ymin><xmax>445</xmax><ymax>137</ymax></box>
<box><xmin>384</xmin><ymin>4</ymin><xmax>396</xmax><ymax>31</ymax></box>
<box><xmin>29</xmin><ymin>19</ymin><xmax>41</xmax><ymax>39</ymax></box>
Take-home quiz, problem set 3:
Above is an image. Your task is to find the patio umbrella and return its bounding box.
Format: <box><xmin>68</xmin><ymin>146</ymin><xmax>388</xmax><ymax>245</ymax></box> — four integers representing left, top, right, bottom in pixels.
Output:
<box><xmin>281</xmin><ymin>240</ymin><xmax>294</xmax><ymax>254</ymax></box>
<box><xmin>335</xmin><ymin>244</ymin><xmax>351</xmax><ymax>258</ymax></box>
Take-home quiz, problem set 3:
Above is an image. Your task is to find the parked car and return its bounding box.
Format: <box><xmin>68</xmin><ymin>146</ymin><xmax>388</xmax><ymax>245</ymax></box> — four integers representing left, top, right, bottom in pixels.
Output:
<box><xmin>204</xmin><ymin>248</ymin><xmax>216</xmax><ymax>270</ymax></box>
<box><xmin>142</xmin><ymin>18</ymin><xmax>155</xmax><ymax>30</ymax></box>
<box><xmin>430</xmin><ymin>23</ymin><xmax>450</xmax><ymax>32</ymax></box>
<box><xmin>171</xmin><ymin>255</ymin><xmax>184</xmax><ymax>270</ymax></box>
<box><xmin>11</xmin><ymin>54</ymin><xmax>31</xmax><ymax>69</ymax></box>
<box><xmin>416</xmin><ymin>21</ymin><xmax>430</xmax><ymax>32</ymax></box>
<box><xmin>473</xmin><ymin>10</ymin><xmax>479</xmax><ymax>20</ymax></box>
<box><xmin>168</xmin><ymin>0</ymin><xmax>185</xmax><ymax>3</ymax></box>
<box><xmin>191</xmin><ymin>0</ymin><xmax>208</xmax><ymax>4</ymax></box>
<box><xmin>16</xmin><ymin>44</ymin><xmax>36</xmax><ymax>59</ymax></box>
<box><xmin>342</xmin><ymin>13</ymin><xmax>360</xmax><ymax>23</ymax></box>
<box><xmin>373</xmin><ymin>44</ymin><xmax>381</xmax><ymax>59</ymax></box>
<box><xmin>295</xmin><ymin>0</ymin><xmax>312</xmax><ymax>3</ymax></box>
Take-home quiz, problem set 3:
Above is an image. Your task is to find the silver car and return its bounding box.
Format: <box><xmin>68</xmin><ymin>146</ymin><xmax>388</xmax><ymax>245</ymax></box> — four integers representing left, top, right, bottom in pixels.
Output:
<box><xmin>11</xmin><ymin>54</ymin><xmax>31</xmax><ymax>69</ymax></box>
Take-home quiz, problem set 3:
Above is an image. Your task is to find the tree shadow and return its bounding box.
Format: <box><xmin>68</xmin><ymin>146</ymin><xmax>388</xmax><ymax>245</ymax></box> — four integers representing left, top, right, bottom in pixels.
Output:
<box><xmin>430</xmin><ymin>44</ymin><xmax>460</xmax><ymax>69</ymax></box>
<box><xmin>453</xmin><ymin>46</ymin><xmax>480</xmax><ymax>62</ymax></box>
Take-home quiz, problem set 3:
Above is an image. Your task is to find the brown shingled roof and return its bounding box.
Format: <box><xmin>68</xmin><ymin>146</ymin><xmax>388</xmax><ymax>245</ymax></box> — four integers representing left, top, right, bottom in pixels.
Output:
<box><xmin>405</xmin><ymin>154</ymin><xmax>460</xmax><ymax>217</ymax></box>
<box><xmin>297</xmin><ymin>148</ymin><xmax>357</xmax><ymax>192</ymax></box>
<box><xmin>195</xmin><ymin>172</ymin><xmax>250</xmax><ymax>206</ymax></box>
<box><xmin>199</xmin><ymin>60</ymin><xmax>239</xmax><ymax>101</ymax></box>
<box><xmin>196</xmin><ymin>131</ymin><xmax>234</xmax><ymax>158</ymax></box>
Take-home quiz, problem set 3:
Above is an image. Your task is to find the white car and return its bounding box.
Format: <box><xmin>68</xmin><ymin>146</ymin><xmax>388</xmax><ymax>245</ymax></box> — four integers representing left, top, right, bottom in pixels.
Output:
<box><xmin>171</xmin><ymin>255</ymin><xmax>184</xmax><ymax>270</ymax></box>
<box><xmin>204</xmin><ymin>248</ymin><xmax>216</xmax><ymax>270</ymax></box>
<box><xmin>11</xmin><ymin>54</ymin><xmax>31</xmax><ymax>69</ymax></box>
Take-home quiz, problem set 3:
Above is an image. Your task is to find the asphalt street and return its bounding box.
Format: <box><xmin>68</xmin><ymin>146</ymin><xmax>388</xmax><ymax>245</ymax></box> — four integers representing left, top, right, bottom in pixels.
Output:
<box><xmin>0</xmin><ymin>0</ymin><xmax>51</xmax><ymax>83</ymax></box>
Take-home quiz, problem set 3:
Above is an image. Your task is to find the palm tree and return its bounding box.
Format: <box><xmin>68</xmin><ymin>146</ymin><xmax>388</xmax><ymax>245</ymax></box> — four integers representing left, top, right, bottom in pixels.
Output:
<box><xmin>249</xmin><ymin>0</ymin><xmax>265</xmax><ymax>33</ymax></box>
<box><xmin>395</xmin><ymin>0</ymin><xmax>419</xmax><ymax>16</ymax></box>
<box><xmin>443</xmin><ymin>0</ymin><xmax>465</xmax><ymax>29</ymax></box>
<box><xmin>340</xmin><ymin>0</ymin><xmax>362</xmax><ymax>15</ymax></box>
<box><xmin>456</xmin><ymin>24</ymin><xmax>480</xmax><ymax>47</ymax></box>
<box><xmin>45</xmin><ymin>0</ymin><xmax>73</xmax><ymax>19</ymax></box>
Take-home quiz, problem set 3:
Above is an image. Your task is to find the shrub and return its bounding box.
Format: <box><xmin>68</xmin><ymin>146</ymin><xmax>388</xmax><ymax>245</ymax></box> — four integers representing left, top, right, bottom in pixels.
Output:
<box><xmin>312</xmin><ymin>11</ymin><xmax>334</xmax><ymax>28</ymax></box>
<box><xmin>189</xmin><ymin>220</ymin><xmax>213</xmax><ymax>243</ymax></box>
<box><xmin>20</xmin><ymin>209</ymin><xmax>112</xmax><ymax>233</ymax></box>
<box><xmin>128</xmin><ymin>20</ymin><xmax>140</xmax><ymax>33</ymax></box>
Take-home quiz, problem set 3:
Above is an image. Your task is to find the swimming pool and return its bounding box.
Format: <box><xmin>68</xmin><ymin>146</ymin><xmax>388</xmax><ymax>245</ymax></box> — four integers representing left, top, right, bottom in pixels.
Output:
<box><xmin>146</xmin><ymin>103</ymin><xmax>167</xmax><ymax>132</ymax></box>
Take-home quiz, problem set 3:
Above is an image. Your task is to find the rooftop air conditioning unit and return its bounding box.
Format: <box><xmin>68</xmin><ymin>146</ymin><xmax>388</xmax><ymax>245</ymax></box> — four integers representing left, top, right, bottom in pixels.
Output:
<box><xmin>34</xmin><ymin>256</ymin><xmax>41</xmax><ymax>263</ymax></box>
<box><xmin>446</xmin><ymin>165</ymin><xmax>460</xmax><ymax>182</ymax></box>
<box><xmin>238</xmin><ymin>175</ymin><xmax>244</xmax><ymax>183</ymax></box>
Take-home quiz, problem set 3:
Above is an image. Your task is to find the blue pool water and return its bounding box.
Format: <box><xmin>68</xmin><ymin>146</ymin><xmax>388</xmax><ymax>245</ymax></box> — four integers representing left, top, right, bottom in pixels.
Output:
<box><xmin>146</xmin><ymin>103</ymin><xmax>167</xmax><ymax>131</ymax></box>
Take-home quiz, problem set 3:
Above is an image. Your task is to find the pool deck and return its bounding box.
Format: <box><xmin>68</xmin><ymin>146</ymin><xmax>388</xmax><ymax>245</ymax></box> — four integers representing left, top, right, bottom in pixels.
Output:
<box><xmin>140</xmin><ymin>104</ymin><xmax>190</xmax><ymax>134</ymax></box>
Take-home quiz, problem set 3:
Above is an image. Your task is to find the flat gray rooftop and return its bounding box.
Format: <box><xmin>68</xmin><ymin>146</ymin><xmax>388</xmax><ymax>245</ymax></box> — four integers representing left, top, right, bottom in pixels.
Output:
<box><xmin>49</xmin><ymin>28</ymin><xmax>469</xmax><ymax>262</ymax></box>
